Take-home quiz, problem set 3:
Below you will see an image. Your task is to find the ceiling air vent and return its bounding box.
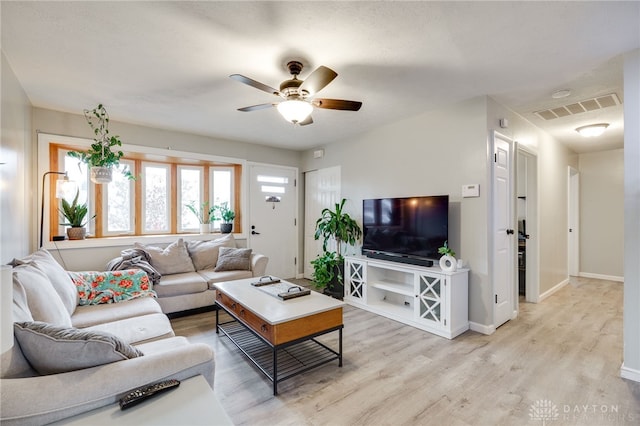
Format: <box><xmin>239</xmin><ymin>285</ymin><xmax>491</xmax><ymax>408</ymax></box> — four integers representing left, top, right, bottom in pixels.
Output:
<box><xmin>534</xmin><ymin>93</ymin><xmax>621</xmax><ymax>121</ymax></box>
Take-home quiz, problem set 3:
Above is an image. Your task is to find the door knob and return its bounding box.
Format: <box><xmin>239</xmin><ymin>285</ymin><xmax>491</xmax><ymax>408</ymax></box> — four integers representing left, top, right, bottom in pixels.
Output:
<box><xmin>252</xmin><ymin>230</ymin><xmax>260</xmax><ymax>235</ymax></box>
<box><xmin>506</xmin><ymin>229</ymin><xmax>515</xmax><ymax>235</ymax></box>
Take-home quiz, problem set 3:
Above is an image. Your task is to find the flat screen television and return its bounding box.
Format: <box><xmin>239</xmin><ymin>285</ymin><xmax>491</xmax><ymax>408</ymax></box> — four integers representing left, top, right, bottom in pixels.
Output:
<box><xmin>362</xmin><ymin>195</ymin><xmax>449</xmax><ymax>267</ymax></box>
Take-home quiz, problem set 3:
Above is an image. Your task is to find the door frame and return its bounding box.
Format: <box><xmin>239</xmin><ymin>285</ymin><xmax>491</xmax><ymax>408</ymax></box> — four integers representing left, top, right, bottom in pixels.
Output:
<box><xmin>516</xmin><ymin>144</ymin><xmax>540</xmax><ymax>303</ymax></box>
<box><xmin>568</xmin><ymin>166</ymin><xmax>580</xmax><ymax>277</ymax></box>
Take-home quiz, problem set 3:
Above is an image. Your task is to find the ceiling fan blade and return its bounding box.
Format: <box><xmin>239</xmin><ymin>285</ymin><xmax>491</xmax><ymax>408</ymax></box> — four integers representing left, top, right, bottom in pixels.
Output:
<box><xmin>299</xmin><ymin>116</ymin><xmax>313</xmax><ymax>126</ymax></box>
<box><xmin>312</xmin><ymin>98</ymin><xmax>362</xmax><ymax>111</ymax></box>
<box><xmin>230</xmin><ymin>74</ymin><xmax>280</xmax><ymax>96</ymax></box>
<box><xmin>237</xmin><ymin>103</ymin><xmax>276</xmax><ymax>112</ymax></box>
<box><xmin>299</xmin><ymin>66</ymin><xmax>338</xmax><ymax>95</ymax></box>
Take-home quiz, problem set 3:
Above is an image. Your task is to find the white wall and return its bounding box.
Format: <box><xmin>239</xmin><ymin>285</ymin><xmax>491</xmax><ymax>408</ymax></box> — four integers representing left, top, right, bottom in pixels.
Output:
<box><xmin>579</xmin><ymin>149</ymin><xmax>624</xmax><ymax>280</ymax></box>
<box><xmin>485</xmin><ymin>97</ymin><xmax>578</xmax><ymax>296</ymax></box>
<box><xmin>1</xmin><ymin>52</ymin><xmax>33</xmax><ymax>264</ymax></box>
<box><xmin>30</xmin><ymin>108</ymin><xmax>303</xmax><ymax>270</ymax></box>
<box><xmin>622</xmin><ymin>49</ymin><xmax>640</xmax><ymax>381</ymax></box>
<box><xmin>302</xmin><ymin>97</ymin><xmax>492</xmax><ymax>324</ymax></box>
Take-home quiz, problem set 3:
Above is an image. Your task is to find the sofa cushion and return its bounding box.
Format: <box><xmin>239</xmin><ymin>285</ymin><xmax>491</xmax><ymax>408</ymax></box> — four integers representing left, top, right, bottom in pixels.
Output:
<box><xmin>134</xmin><ymin>238</ymin><xmax>195</xmax><ymax>275</ymax></box>
<box><xmin>81</xmin><ymin>313</ymin><xmax>174</xmax><ymax>345</ymax></box>
<box><xmin>12</xmin><ymin>264</ymin><xmax>72</xmax><ymax>327</ymax></box>
<box><xmin>154</xmin><ymin>272</ymin><xmax>209</xmax><ymax>298</ymax></box>
<box><xmin>11</xmin><ymin>249</ymin><xmax>78</xmax><ymax>315</ymax></box>
<box><xmin>71</xmin><ymin>297</ymin><xmax>164</xmax><ymax>329</ymax></box>
<box><xmin>68</xmin><ymin>269</ymin><xmax>156</xmax><ymax>306</ymax></box>
<box><xmin>14</xmin><ymin>321</ymin><xmax>143</xmax><ymax>375</ymax></box>
<box><xmin>187</xmin><ymin>234</ymin><xmax>236</xmax><ymax>270</ymax></box>
<box><xmin>215</xmin><ymin>247</ymin><xmax>252</xmax><ymax>272</ymax></box>
<box><xmin>198</xmin><ymin>269</ymin><xmax>254</xmax><ymax>287</ymax></box>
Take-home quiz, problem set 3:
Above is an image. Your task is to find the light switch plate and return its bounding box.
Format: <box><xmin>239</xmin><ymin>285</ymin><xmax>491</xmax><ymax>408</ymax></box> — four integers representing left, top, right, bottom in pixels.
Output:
<box><xmin>462</xmin><ymin>184</ymin><xmax>480</xmax><ymax>198</ymax></box>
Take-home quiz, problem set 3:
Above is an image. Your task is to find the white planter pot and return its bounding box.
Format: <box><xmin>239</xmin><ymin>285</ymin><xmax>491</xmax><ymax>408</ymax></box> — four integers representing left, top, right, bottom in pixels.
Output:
<box><xmin>90</xmin><ymin>166</ymin><xmax>113</xmax><ymax>184</ymax></box>
<box><xmin>439</xmin><ymin>254</ymin><xmax>457</xmax><ymax>272</ymax></box>
<box><xmin>199</xmin><ymin>223</ymin><xmax>211</xmax><ymax>234</ymax></box>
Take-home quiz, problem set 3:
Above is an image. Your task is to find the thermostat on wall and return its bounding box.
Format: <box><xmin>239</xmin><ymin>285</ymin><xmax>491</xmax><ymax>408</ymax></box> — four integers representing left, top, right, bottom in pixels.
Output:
<box><xmin>462</xmin><ymin>184</ymin><xmax>480</xmax><ymax>198</ymax></box>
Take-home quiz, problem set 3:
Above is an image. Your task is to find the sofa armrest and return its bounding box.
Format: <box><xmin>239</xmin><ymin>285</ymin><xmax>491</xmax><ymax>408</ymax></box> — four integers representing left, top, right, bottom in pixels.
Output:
<box><xmin>250</xmin><ymin>253</ymin><xmax>268</xmax><ymax>277</ymax></box>
<box><xmin>0</xmin><ymin>342</ymin><xmax>214</xmax><ymax>425</ymax></box>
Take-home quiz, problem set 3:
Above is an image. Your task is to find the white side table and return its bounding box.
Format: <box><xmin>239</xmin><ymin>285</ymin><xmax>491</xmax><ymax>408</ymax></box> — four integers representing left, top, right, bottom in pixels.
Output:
<box><xmin>52</xmin><ymin>375</ymin><xmax>233</xmax><ymax>425</ymax></box>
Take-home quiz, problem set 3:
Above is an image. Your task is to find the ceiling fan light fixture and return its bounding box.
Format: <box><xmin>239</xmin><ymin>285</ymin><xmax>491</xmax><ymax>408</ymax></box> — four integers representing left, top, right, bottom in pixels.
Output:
<box><xmin>575</xmin><ymin>123</ymin><xmax>609</xmax><ymax>137</ymax></box>
<box><xmin>277</xmin><ymin>100</ymin><xmax>313</xmax><ymax>124</ymax></box>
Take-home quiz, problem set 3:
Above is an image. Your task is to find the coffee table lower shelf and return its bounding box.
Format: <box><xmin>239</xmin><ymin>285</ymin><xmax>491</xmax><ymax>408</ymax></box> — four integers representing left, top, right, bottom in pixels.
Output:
<box><xmin>216</xmin><ymin>310</ymin><xmax>343</xmax><ymax>395</ymax></box>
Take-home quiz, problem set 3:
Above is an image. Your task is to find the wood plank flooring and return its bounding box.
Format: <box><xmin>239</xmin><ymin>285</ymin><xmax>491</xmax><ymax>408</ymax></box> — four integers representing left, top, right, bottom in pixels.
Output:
<box><xmin>170</xmin><ymin>277</ymin><xmax>640</xmax><ymax>425</ymax></box>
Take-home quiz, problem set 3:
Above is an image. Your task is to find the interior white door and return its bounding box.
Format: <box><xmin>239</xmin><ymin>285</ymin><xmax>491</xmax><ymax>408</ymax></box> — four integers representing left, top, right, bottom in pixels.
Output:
<box><xmin>493</xmin><ymin>132</ymin><xmax>515</xmax><ymax>328</ymax></box>
<box><xmin>303</xmin><ymin>166</ymin><xmax>341</xmax><ymax>279</ymax></box>
<box><xmin>568</xmin><ymin>167</ymin><xmax>580</xmax><ymax>276</ymax></box>
<box><xmin>249</xmin><ymin>164</ymin><xmax>297</xmax><ymax>279</ymax></box>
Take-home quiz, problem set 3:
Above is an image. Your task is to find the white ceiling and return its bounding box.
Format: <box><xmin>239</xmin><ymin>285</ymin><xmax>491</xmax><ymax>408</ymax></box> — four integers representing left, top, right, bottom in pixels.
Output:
<box><xmin>2</xmin><ymin>1</ymin><xmax>639</xmax><ymax>152</ymax></box>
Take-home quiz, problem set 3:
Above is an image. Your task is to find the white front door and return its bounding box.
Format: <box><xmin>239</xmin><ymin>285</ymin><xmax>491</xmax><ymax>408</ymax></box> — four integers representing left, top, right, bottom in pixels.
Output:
<box><xmin>492</xmin><ymin>132</ymin><xmax>515</xmax><ymax>328</ymax></box>
<box><xmin>249</xmin><ymin>164</ymin><xmax>298</xmax><ymax>279</ymax></box>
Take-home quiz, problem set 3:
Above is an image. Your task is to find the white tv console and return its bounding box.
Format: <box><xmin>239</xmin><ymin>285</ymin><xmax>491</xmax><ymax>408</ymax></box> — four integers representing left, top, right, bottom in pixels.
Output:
<box><xmin>344</xmin><ymin>255</ymin><xmax>469</xmax><ymax>339</ymax></box>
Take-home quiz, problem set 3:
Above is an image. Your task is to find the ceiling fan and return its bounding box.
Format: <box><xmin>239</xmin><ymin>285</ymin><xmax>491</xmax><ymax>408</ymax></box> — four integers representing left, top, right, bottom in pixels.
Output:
<box><xmin>230</xmin><ymin>61</ymin><xmax>362</xmax><ymax>126</ymax></box>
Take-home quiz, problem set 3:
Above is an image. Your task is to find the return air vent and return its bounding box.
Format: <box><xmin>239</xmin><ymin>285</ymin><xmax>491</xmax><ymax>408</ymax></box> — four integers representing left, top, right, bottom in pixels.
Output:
<box><xmin>534</xmin><ymin>93</ymin><xmax>621</xmax><ymax>121</ymax></box>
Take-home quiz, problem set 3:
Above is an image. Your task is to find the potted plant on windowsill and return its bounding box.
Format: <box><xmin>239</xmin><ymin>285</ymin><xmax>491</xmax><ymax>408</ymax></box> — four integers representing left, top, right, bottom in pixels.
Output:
<box><xmin>312</xmin><ymin>198</ymin><xmax>362</xmax><ymax>299</ymax></box>
<box><xmin>59</xmin><ymin>190</ymin><xmax>95</xmax><ymax>240</ymax></box>
<box><xmin>67</xmin><ymin>104</ymin><xmax>134</xmax><ymax>184</ymax></box>
<box><xmin>215</xmin><ymin>202</ymin><xmax>236</xmax><ymax>234</ymax></box>
<box><xmin>186</xmin><ymin>201</ymin><xmax>216</xmax><ymax>233</ymax></box>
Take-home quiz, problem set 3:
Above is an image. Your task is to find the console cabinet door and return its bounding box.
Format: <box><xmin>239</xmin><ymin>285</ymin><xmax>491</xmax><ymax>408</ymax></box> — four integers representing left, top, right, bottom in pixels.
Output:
<box><xmin>345</xmin><ymin>259</ymin><xmax>366</xmax><ymax>302</ymax></box>
<box><xmin>415</xmin><ymin>273</ymin><xmax>447</xmax><ymax>329</ymax></box>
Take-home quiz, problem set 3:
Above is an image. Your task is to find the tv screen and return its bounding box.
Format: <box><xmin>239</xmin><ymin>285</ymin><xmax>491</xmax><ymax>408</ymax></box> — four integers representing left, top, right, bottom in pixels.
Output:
<box><xmin>362</xmin><ymin>195</ymin><xmax>449</xmax><ymax>264</ymax></box>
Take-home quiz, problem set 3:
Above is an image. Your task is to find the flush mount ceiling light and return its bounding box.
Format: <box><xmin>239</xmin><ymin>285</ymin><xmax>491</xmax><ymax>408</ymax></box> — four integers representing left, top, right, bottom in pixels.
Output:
<box><xmin>552</xmin><ymin>89</ymin><xmax>571</xmax><ymax>99</ymax></box>
<box><xmin>575</xmin><ymin>123</ymin><xmax>609</xmax><ymax>137</ymax></box>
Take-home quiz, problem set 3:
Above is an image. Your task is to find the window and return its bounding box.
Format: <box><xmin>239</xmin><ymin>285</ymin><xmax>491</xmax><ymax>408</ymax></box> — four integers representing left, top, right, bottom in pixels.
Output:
<box><xmin>104</xmin><ymin>159</ymin><xmax>135</xmax><ymax>235</ymax></box>
<box><xmin>47</xmin><ymin>141</ymin><xmax>242</xmax><ymax>242</ymax></box>
<box><xmin>142</xmin><ymin>163</ymin><xmax>171</xmax><ymax>233</ymax></box>
<box><xmin>179</xmin><ymin>166</ymin><xmax>203</xmax><ymax>231</ymax></box>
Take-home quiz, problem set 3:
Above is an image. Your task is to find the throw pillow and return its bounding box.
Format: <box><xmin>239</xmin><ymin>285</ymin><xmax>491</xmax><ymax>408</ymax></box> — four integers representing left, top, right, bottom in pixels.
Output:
<box><xmin>68</xmin><ymin>269</ymin><xmax>157</xmax><ymax>305</ymax></box>
<box><xmin>187</xmin><ymin>234</ymin><xmax>236</xmax><ymax>270</ymax></box>
<box><xmin>10</xmin><ymin>249</ymin><xmax>78</xmax><ymax>315</ymax></box>
<box><xmin>12</xmin><ymin>264</ymin><xmax>72</xmax><ymax>327</ymax></box>
<box><xmin>214</xmin><ymin>247</ymin><xmax>252</xmax><ymax>272</ymax></box>
<box><xmin>134</xmin><ymin>238</ymin><xmax>195</xmax><ymax>275</ymax></box>
<box><xmin>14</xmin><ymin>321</ymin><xmax>143</xmax><ymax>375</ymax></box>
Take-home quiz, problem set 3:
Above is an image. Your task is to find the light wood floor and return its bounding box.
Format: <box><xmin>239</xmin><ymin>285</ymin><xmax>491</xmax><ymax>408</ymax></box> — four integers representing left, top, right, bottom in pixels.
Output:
<box><xmin>170</xmin><ymin>277</ymin><xmax>640</xmax><ymax>425</ymax></box>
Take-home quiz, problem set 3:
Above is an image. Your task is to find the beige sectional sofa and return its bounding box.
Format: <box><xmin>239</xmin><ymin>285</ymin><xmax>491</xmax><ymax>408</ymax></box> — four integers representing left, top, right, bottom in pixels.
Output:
<box><xmin>111</xmin><ymin>234</ymin><xmax>268</xmax><ymax>314</ymax></box>
<box><xmin>0</xmin><ymin>249</ymin><xmax>216</xmax><ymax>425</ymax></box>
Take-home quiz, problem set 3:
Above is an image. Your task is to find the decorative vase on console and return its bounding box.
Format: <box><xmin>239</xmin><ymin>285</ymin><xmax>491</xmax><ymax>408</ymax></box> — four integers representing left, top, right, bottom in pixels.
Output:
<box><xmin>438</xmin><ymin>240</ymin><xmax>457</xmax><ymax>272</ymax></box>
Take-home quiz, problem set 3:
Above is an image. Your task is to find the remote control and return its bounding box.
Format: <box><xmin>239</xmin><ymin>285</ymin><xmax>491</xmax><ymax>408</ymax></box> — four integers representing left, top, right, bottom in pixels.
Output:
<box><xmin>119</xmin><ymin>379</ymin><xmax>180</xmax><ymax>410</ymax></box>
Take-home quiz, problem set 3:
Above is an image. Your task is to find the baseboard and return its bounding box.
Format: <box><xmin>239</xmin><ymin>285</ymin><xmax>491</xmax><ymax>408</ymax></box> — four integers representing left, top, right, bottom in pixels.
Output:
<box><xmin>539</xmin><ymin>278</ymin><xmax>569</xmax><ymax>302</ymax></box>
<box><xmin>620</xmin><ymin>363</ymin><xmax>640</xmax><ymax>383</ymax></box>
<box><xmin>579</xmin><ymin>272</ymin><xmax>624</xmax><ymax>282</ymax></box>
<box><xmin>469</xmin><ymin>321</ymin><xmax>495</xmax><ymax>335</ymax></box>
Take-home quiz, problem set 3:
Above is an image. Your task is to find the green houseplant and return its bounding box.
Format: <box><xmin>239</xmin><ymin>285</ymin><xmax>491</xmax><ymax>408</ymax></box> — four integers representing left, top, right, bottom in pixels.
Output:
<box><xmin>67</xmin><ymin>104</ymin><xmax>134</xmax><ymax>183</ymax></box>
<box><xmin>215</xmin><ymin>202</ymin><xmax>236</xmax><ymax>234</ymax></box>
<box><xmin>59</xmin><ymin>190</ymin><xmax>95</xmax><ymax>240</ymax></box>
<box><xmin>312</xmin><ymin>198</ymin><xmax>362</xmax><ymax>298</ymax></box>
<box><xmin>186</xmin><ymin>201</ymin><xmax>216</xmax><ymax>233</ymax></box>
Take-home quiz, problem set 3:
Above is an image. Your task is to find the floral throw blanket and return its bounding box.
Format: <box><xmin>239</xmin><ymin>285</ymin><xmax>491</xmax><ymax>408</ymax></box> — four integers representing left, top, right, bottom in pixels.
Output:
<box><xmin>68</xmin><ymin>269</ymin><xmax>157</xmax><ymax>305</ymax></box>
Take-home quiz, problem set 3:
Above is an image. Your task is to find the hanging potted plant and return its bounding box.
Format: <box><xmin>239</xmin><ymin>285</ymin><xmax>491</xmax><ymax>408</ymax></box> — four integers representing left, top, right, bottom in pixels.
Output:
<box><xmin>313</xmin><ymin>198</ymin><xmax>362</xmax><ymax>299</ymax></box>
<box><xmin>215</xmin><ymin>202</ymin><xmax>236</xmax><ymax>234</ymax></box>
<box><xmin>186</xmin><ymin>201</ymin><xmax>216</xmax><ymax>233</ymax></box>
<box><xmin>59</xmin><ymin>190</ymin><xmax>95</xmax><ymax>240</ymax></box>
<box><xmin>67</xmin><ymin>104</ymin><xmax>134</xmax><ymax>184</ymax></box>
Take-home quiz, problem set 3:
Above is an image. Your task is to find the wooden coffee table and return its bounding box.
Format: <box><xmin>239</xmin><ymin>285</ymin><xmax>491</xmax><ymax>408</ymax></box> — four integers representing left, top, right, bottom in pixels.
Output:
<box><xmin>214</xmin><ymin>278</ymin><xmax>344</xmax><ymax>395</ymax></box>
